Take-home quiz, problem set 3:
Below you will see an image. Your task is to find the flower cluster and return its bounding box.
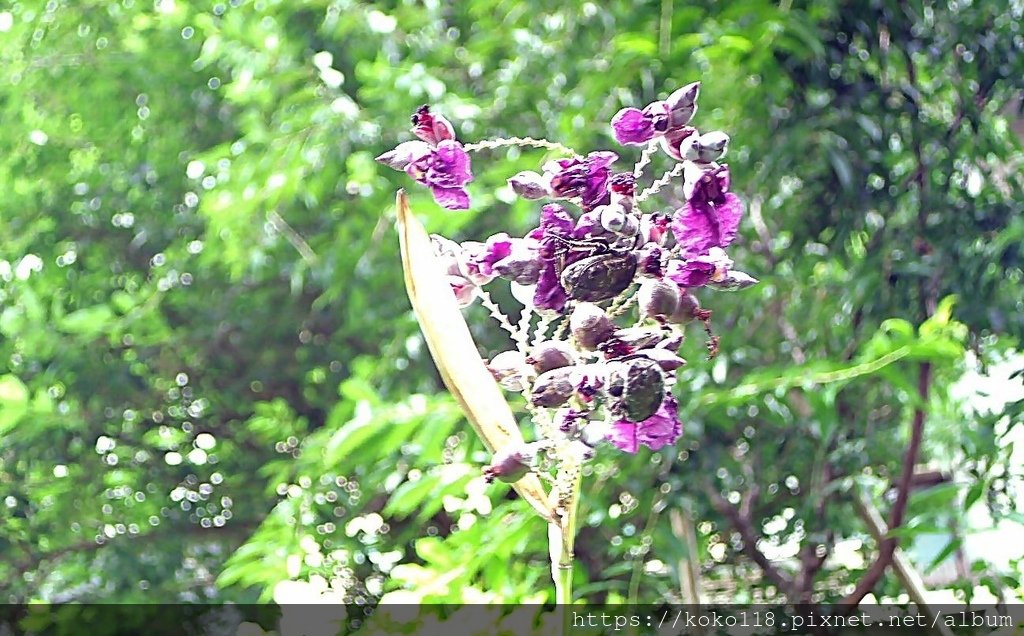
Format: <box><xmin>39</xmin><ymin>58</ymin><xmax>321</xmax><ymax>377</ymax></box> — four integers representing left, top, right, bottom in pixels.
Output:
<box><xmin>378</xmin><ymin>84</ymin><xmax>756</xmax><ymax>470</ymax></box>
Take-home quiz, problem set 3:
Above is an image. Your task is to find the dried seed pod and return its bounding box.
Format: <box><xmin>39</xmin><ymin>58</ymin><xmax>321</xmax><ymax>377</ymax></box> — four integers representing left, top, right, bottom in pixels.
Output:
<box><xmin>636</xmin><ymin>347</ymin><xmax>687</xmax><ymax>372</ymax></box>
<box><xmin>638</xmin><ymin>279</ymin><xmax>681</xmax><ymax>321</ymax></box>
<box><xmin>607</xmin><ymin>357</ymin><xmax>666</xmax><ymax>423</ymax></box>
<box><xmin>483</xmin><ymin>443</ymin><xmax>537</xmax><ymax>483</ymax></box>
<box><xmin>667</xmin><ymin>290</ymin><xmax>701</xmax><ymax>325</ymax></box>
<box><xmin>527</xmin><ymin>340</ymin><xmax>575</xmax><ymax>373</ymax></box>
<box><xmin>560</xmin><ymin>252</ymin><xmax>638</xmax><ymax>303</ymax></box>
<box><xmin>655</xmin><ymin>334</ymin><xmax>684</xmax><ymax>352</ymax></box>
<box><xmin>613</xmin><ymin>327</ymin><xmax>664</xmax><ymax>350</ymax></box>
<box><xmin>530</xmin><ymin>366</ymin><xmax>578</xmax><ymax>408</ymax></box>
<box><xmin>569</xmin><ymin>302</ymin><xmax>616</xmax><ymax>350</ymax></box>
<box><xmin>487</xmin><ymin>350</ymin><xmax>529</xmax><ymax>392</ymax></box>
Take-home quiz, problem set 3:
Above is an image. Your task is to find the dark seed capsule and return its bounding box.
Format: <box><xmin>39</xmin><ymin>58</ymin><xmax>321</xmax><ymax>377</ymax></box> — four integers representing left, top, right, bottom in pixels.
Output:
<box><xmin>560</xmin><ymin>252</ymin><xmax>638</xmax><ymax>303</ymax></box>
<box><xmin>607</xmin><ymin>357</ymin><xmax>665</xmax><ymax>422</ymax></box>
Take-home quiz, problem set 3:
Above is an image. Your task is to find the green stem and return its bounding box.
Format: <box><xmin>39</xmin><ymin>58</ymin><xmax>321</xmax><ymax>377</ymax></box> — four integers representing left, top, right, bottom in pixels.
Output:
<box><xmin>549</xmin><ymin>453</ymin><xmax>583</xmax><ymax>636</ymax></box>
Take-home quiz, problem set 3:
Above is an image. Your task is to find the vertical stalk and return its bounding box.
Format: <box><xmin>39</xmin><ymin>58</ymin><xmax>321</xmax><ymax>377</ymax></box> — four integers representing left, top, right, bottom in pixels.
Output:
<box><xmin>549</xmin><ymin>453</ymin><xmax>583</xmax><ymax>634</ymax></box>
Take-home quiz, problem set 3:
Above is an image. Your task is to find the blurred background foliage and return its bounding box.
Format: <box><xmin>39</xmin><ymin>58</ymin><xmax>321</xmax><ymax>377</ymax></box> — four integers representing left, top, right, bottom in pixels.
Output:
<box><xmin>1</xmin><ymin>0</ymin><xmax>1023</xmax><ymax>619</ymax></box>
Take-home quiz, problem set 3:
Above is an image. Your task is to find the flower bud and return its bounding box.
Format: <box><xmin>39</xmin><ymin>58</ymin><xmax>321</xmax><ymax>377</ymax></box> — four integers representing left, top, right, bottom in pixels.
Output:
<box><xmin>375</xmin><ymin>140</ymin><xmax>432</xmax><ymax>170</ymax></box>
<box><xmin>455</xmin><ymin>241</ymin><xmax>497</xmax><ymax>286</ymax></box>
<box><xmin>678</xmin><ymin>134</ymin><xmax>701</xmax><ymax>161</ymax></box>
<box><xmin>411</xmin><ymin>105</ymin><xmax>455</xmax><ymax>145</ymax></box>
<box><xmin>598</xmin><ymin>204</ymin><xmax>638</xmax><ymax>237</ymax></box>
<box><xmin>493</xmin><ymin>239</ymin><xmax>542</xmax><ymax>285</ymax></box>
<box><xmin>636</xmin><ymin>242</ymin><xmax>665</xmax><ymax>278</ymax></box>
<box><xmin>598</xmin><ymin>204</ymin><xmax>626</xmax><ymax>233</ymax></box>
<box><xmin>483</xmin><ymin>443</ymin><xmax>537</xmax><ymax>483</ymax></box>
<box><xmin>530</xmin><ymin>366</ymin><xmax>577</xmax><ymax>408</ymax></box>
<box><xmin>508</xmin><ymin>170</ymin><xmax>551</xmax><ymax>199</ymax></box>
<box><xmin>667</xmin><ymin>290</ymin><xmax>700</xmax><ymax>324</ymax></box>
<box><xmin>707</xmin><ymin>270</ymin><xmax>759</xmax><ymax>291</ymax></box>
<box><xmin>660</xmin><ymin>126</ymin><xmax>697</xmax><ymax>162</ymax></box>
<box><xmin>447</xmin><ymin>275</ymin><xmax>477</xmax><ymax>308</ymax></box>
<box><xmin>527</xmin><ymin>340</ymin><xmax>576</xmax><ymax>373</ymax></box>
<box><xmin>666</xmin><ymin>82</ymin><xmax>700</xmax><ymax>128</ymax></box>
<box><xmin>696</xmin><ymin>131</ymin><xmax>730</xmax><ymax>163</ymax></box>
<box><xmin>638</xmin><ymin>279</ymin><xmax>681</xmax><ymax>321</ymax></box>
<box><xmin>637</xmin><ymin>347</ymin><xmax>687</xmax><ymax>372</ymax></box>
<box><xmin>487</xmin><ymin>350</ymin><xmax>529</xmax><ymax>392</ymax></box>
<box><xmin>640</xmin><ymin>214</ymin><xmax>670</xmax><ymax>247</ymax></box>
<box><xmin>569</xmin><ymin>302</ymin><xmax>616</xmax><ymax>350</ymax></box>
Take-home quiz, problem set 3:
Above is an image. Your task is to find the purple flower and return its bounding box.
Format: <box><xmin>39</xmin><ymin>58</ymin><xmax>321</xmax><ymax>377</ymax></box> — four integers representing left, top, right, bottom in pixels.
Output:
<box><xmin>406</xmin><ymin>140</ymin><xmax>474</xmax><ymax>210</ymax></box>
<box><xmin>670</xmin><ymin>165</ymin><xmax>743</xmax><ymax>258</ymax></box>
<box><xmin>543</xmin><ymin>151</ymin><xmax>618</xmax><ymax>211</ymax></box>
<box><xmin>607</xmin><ymin>394</ymin><xmax>682</xmax><ymax>453</ymax></box>
<box><xmin>610</xmin><ymin>101</ymin><xmax>669</xmax><ymax>146</ymax></box>
<box><xmin>410</xmin><ymin>105</ymin><xmax>455</xmax><ymax>145</ymax></box>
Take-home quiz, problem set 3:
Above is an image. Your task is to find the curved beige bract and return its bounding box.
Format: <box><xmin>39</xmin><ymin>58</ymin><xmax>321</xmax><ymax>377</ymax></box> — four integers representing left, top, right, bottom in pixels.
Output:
<box><xmin>395</xmin><ymin>191</ymin><xmax>554</xmax><ymax>522</ymax></box>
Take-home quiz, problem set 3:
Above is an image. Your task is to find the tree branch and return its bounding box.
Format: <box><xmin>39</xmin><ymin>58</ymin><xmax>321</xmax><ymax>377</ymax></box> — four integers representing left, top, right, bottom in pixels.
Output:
<box><xmin>704</xmin><ymin>484</ymin><xmax>792</xmax><ymax>593</ymax></box>
<box><xmin>838</xmin><ymin>360</ymin><xmax>931</xmax><ymax>608</ymax></box>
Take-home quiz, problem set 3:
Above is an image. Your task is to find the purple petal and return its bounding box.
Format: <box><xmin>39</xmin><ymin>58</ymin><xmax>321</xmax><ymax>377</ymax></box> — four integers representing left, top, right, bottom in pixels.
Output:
<box><xmin>666</xmin><ymin>258</ymin><xmax>716</xmax><ymax>288</ymax></box>
<box><xmin>529</xmin><ymin>203</ymin><xmax>575</xmax><ymax>240</ymax></box>
<box><xmin>588</xmin><ymin>151</ymin><xmax>619</xmax><ymax>170</ymax></box>
<box><xmin>670</xmin><ymin>193</ymin><xmax>744</xmax><ymax>258</ymax></box>
<box><xmin>716</xmin><ymin>193</ymin><xmax>744</xmax><ymax>249</ymax></box>
<box><xmin>607</xmin><ymin>421</ymin><xmax>639</xmax><ymax>454</ymax></box>
<box><xmin>636</xmin><ymin>396</ymin><xmax>682</xmax><ymax>451</ymax></box>
<box><xmin>611</xmin><ymin>108</ymin><xmax>655</xmax><ymax>146</ymax></box>
<box><xmin>431</xmin><ymin>186</ymin><xmax>470</xmax><ymax>210</ymax></box>
<box><xmin>533</xmin><ymin>263</ymin><xmax>567</xmax><ymax>312</ymax></box>
<box><xmin>671</xmin><ymin>201</ymin><xmax>719</xmax><ymax>258</ymax></box>
<box><xmin>433</xmin><ymin>140</ymin><xmax>472</xmax><ymax>184</ymax></box>
<box><xmin>474</xmin><ymin>232</ymin><xmax>513</xmax><ymax>277</ymax></box>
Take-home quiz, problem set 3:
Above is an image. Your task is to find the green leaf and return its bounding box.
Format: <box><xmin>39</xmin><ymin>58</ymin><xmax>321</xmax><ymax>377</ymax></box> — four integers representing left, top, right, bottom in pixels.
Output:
<box><xmin>58</xmin><ymin>305</ymin><xmax>115</xmax><ymax>337</ymax></box>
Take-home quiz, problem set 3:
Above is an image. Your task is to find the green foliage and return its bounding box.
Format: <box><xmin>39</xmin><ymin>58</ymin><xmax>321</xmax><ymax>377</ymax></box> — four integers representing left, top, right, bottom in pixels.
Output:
<box><xmin>1</xmin><ymin>0</ymin><xmax>1022</xmax><ymax>612</ymax></box>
